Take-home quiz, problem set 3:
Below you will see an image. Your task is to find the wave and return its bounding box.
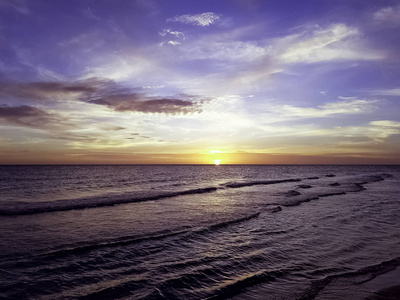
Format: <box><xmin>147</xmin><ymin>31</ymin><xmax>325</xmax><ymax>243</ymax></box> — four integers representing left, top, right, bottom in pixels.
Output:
<box><xmin>0</xmin><ymin>212</ymin><xmax>261</xmax><ymax>264</ymax></box>
<box><xmin>73</xmin><ymin>280</ymin><xmax>145</xmax><ymax>300</ymax></box>
<box><xmin>269</xmin><ymin>206</ymin><xmax>282</xmax><ymax>213</ymax></box>
<box><xmin>0</xmin><ymin>228</ymin><xmax>190</xmax><ymax>267</ymax></box>
<box><xmin>0</xmin><ymin>173</ymin><xmax>391</xmax><ymax>216</ymax></box>
<box><xmin>193</xmin><ymin>212</ymin><xmax>260</xmax><ymax>236</ymax></box>
<box><xmin>0</xmin><ymin>177</ymin><xmax>305</xmax><ymax>216</ymax></box>
<box><xmin>273</xmin><ymin>173</ymin><xmax>392</xmax><ymax>208</ymax></box>
<box><xmin>225</xmin><ymin>178</ymin><xmax>301</xmax><ymax>188</ymax></box>
<box><xmin>205</xmin><ymin>269</ymin><xmax>282</xmax><ymax>300</ymax></box>
<box><xmin>297</xmin><ymin>257</ymin><xmax>400</xmax><ymax>300</ymax></box>
<box><xmin>0</xmin><ymin>187</ymin><xmax>219</xmax><ymax>216</ymax></box>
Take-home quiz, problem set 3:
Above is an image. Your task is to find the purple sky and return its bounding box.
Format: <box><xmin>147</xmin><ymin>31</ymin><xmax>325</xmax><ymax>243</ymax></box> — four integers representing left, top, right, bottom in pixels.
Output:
<box><xmin>0</xmin><ymin>0</ymin><xmax>399</xmax><ymax>164</ymax></box>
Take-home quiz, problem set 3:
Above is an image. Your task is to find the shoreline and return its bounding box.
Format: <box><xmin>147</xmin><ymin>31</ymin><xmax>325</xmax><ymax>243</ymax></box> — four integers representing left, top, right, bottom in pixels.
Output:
<box><xmin>316</xmin><ymin>265</ymin><xmax>400</xmax><ymax>299</ymax></box>
<box><xmin>365</xmin><ymin>266</ymin><xmax>400</xmax><ymax>300</ymax></box>
<box><xmin>367</xmin><ymin>285</ymin><xmax>400</xmax><ymax>300</ymax></box>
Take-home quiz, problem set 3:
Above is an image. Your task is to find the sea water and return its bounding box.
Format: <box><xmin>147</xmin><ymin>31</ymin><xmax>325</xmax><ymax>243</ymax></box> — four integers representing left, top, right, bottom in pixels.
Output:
<box><xmin>0</xmin><ymin>165</ymin><xmax>399</xmax><ymax>299</ymax></box>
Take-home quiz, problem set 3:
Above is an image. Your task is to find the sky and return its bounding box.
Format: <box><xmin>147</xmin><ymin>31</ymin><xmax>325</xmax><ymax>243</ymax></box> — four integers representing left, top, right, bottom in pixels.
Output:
<box><xmin>0</xmin><ymin>0</ymin><xmax>399</xmax><ymax>164</ymax></box>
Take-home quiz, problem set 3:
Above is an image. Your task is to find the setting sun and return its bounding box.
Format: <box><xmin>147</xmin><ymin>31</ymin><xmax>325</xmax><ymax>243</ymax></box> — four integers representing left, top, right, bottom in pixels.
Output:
<box><xmin>213</xmin><ymin>160</ymin><xmax>221</xmax><ymax>165</ymax></box>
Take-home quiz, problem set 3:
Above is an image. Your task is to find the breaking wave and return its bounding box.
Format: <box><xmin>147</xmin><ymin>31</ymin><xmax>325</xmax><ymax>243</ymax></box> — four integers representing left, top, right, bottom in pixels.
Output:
<box><xmin>0</xmin><ymin>173</ymin><xmax>393</xmax><ymax>217</ymax></box>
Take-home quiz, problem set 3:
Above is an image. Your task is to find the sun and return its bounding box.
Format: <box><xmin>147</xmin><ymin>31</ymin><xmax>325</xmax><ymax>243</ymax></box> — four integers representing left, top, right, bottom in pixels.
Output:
<box><xmin>213</xmin><ymin>159</ymin><xmax>221</xmax><ymax>165</ymax></box>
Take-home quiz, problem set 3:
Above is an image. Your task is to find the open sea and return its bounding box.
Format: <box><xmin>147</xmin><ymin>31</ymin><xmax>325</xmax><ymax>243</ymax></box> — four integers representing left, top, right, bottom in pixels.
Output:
<box><xmin>0</xmin><ymin>165</ymin><xmax>399</xmax><ymax>299</ymax></box>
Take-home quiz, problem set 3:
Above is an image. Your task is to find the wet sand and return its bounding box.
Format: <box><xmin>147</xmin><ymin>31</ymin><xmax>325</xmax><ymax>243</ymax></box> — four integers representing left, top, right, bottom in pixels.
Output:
<box><xmin>367</xmin><ymin>285</ymin><xmax>400</xmax><ymax>300</ymax></box>
<box><xmin>315</xmin><ymin>265</ymin><xmax>400</xmax><ymax>299</ymax></box>
<box><xmin>365</xmin><ymin>267</ymin><xmax>400</xmax><ymax>300</ymax></box>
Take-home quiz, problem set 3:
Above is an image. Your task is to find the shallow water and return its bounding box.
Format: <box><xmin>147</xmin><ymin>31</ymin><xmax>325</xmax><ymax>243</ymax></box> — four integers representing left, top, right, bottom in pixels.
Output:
<box><xmin>0</xmin><ymin>165</ymin><xmax>399</xmax><ymax>299</ymax></box>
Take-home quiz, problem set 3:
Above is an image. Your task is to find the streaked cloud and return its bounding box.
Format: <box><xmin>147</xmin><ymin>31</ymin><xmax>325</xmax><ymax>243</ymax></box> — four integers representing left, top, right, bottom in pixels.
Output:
<box><xmin>168</xmin><ymin>12</ymin><xmax>220</xmax><ymax>27</ymax></box>
<box><xmin>83</xmin><ymin>6</ymin><xmax>101</xmax><ymax>21</ymax></box>
<box><xmin>0</xmin><ymin>0</ymin><xmax>29</xmax><ymax>14</ymax></box>
<box><xmin>368</xmin><ymin>121</ymin><xmax>400</xmax><ymax>141</ymax></box>
<box><xmin>0</xmin><ymin>105</ymin><xmax>66</xmax><ymax>128</ymax></box>
<box><xmin>87</xmin><ymin>96</ymin><xmax>203</xmax><ymax>114</ymax></box>
<box><xmin>159</xmin><ymin>40</ymin><xmax>181</xmax><ymax>47</ymax></box>
<box><xmin>0</xmin><ymin>78</ymin><xmax>204</xmax><ymax>115</ymax></box>
<box><xmin>0</xmin><ymin>79</ymin><xmax>99</xmax><ymax>101</ymax></box>
<box><xmin>269</xmin><ymin>99</ymin><xmax>377</xmax><ymax>119</ymax></box>
<box><xmin>181</xmin><ymin>40</ymin><xmax>266</xmax><ymax>62</ymax></box>
<box><xmin>279</xmin><ymin>24</ymin><xmax>383</xmax><ymax>63</ymax></box>
<box><xmin>370</xmin><ymin>120</ymin><xmax>400</xmax><ymax>128</ymax></box>
<box><xmin>369</xmin><ymin>88</ymin><xmax>400</xmax><ymax>96</ymax></box>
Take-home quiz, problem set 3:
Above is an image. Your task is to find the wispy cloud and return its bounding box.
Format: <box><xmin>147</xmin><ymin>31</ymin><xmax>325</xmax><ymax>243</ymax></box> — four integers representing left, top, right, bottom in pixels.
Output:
<box><xmin>369</xmin><ymin>120</ymin><xmax>400</xmax><ymax>141</ymax></box>
<box><xmin>159</xmin><ymin>29</ymin><xmax>185</xmax><ymax>39</ymax></box>
<box><xmin>368</xmin><ymin>88</ymin><xmax>400</xmax><ymax>96</ymax></box>
<box><xmin>279</xmin><ymin>24</ymin><xmax>383</xmax><ymax>63</ymax></box>
<box><xmin>159</xmin><ymin>40</ymin><xmax>181</xmax><ymax>47</ymax></box>
<box><xmin>270</xmin><ymin>99</ymin><xmax>377</xmax><ymax>119</ymax></box>
<box><xmin>13</xmin><ymin>47</ymin><xmax>65</xmax><ymax>81</ymax></box>
<box><xmin>373</xmin><ymin>5</ymin><xmax>400</xmax><ymax>25</ymax></box>
<box><xmin>0</xmin><ymin>79</ymin><xmax>100</xmax><ymax>101</ymax></box>
<box><xmin>181</xmin><ymin>40</ymin><xmax>266</xmax><ymax>61</ymax></box>
<box><xmin>84</xmin><ymin>6</ymin><xmax>101</xmax><ymax>21</ymax></box>
<box><xmin>255</xmin><ymin>99</ymin><xmax>378</xmax><ymax>123</ymax></box>
<box><xmin>83</xmin><ymin>52</ymin><xmax>164</xmax><ymax>81</ymax></box>
<box><xmin>0</xmin><ymin>0</ymin><xmax>29</xmax><ymax>14</ymax></box>
<box><xmin>168</xmin><ymin>12</ymin><xmax>220</xmax><ymax>27</ymax></box>
<box><xmin>370</xmin><ymin>120</ymin><xmax>400</xmax><ymax>128</ymax></box>
<box><xmin>164</xmin><ymin>22</ymin><xmax>385</xmax><ymax>95</ymax></box>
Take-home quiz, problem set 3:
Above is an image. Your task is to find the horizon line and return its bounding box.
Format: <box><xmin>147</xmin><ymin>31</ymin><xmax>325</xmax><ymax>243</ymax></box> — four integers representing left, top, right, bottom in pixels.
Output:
<box><xmin>1</xmin><ymin>163</ymin><xmax>399</xmax><ymax>166</ymax></box>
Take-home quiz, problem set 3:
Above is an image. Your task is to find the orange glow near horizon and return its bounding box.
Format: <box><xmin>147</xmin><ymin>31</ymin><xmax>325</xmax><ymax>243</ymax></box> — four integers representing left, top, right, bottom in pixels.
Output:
<box><xmin>0</xmin><ymin>149</ymin><xmax>398</xmax><ymax>165</ymax></box>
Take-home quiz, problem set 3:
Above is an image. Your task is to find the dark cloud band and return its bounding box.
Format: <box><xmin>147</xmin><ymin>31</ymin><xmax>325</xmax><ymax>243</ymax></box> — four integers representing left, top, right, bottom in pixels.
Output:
<box><xmin>0</xmin><ymin>78</ymin><xmax>203</xmax><ymax>115</ymax></box>
<box><xmin>0</xmin><ymin>105</ymin><xmax>64</xmax><ymax>127</ymax></box>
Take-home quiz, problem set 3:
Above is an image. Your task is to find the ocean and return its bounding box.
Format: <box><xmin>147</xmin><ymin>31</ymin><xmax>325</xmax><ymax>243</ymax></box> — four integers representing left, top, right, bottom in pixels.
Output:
<box><xmin>0</xmin><ymin>165</ymin><xmax>399</xmax><ymax>299</ymax></box>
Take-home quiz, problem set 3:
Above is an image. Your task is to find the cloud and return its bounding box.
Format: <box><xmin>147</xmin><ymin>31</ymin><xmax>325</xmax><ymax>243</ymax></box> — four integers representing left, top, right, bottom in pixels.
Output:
<box><xmin>159</xmin><ymin>29</ymin><xmax>185</xmax><ymax>39</ymax></box>
<box><xmin>250</xmin><ymin>121</ymin><xmax>399</xmax><ymax>149</ymax></box>
<box><xmin>0</xmin><ymin>78</ymin><xmax>204</xmax><ymax>115</ymax></box>
<box><xmin>368</xmin><ymin>120</ymin><xmax>400</xmax><ymax>141</ymax></box>
<box><xmin>373</xmin><ymin>6</ymin><xmax>400</xmax><ymax>25</ymax></box>
<box><xmin>165</xmin><ymin>22</ymin><xmax>384</xmax><ymax>95</ymax></box>
<box><xmin>274</xmin><ymin>99</ymin><xmax>377</xmax><ymax>118</ymax></box>
<box><xmin>106</xmin><ymin>126</ymin><xmax>126</xmax><ymax>131</ymax></box>
<box><xmin>0</xmin><ymin>105</ymin><xmax>65</xmax><ymax>127</ymax></box>
<box><xmin>83</xmin><ymin>52</ymin><xmax>163</xmax><ymax>81</ymax></box>
<box><xmin>279</xmin><ymin>24</ymin><xmax>383</xmax><ymax>63</ymax></box>
<box><xmin>86</xmin><ymin>95</ymin><xmax>202</xmax><ymax>114</ymax></box>
<box><xmin>0</xmin><ymin>79</ymin><xmax>103</xmax><ymax>101</ymax></box>
<box><xmin>370</xmin><ymin>120</ymin><xmax>400</xmax><ymax>128</ymax></box>
<box><xmin>181</xmin><ymin>40</ymin><xmax>266</xmax><ymax>61</ymax></box>
<box><xmin>369</xmin><ymin>88</ymin><xmax>400</xmax><ymax>96</ymax></box>
<box><xmin>159</xmin><ymin>40</ymin><xmax>181</xmax><ymax>46</ymax></box>
<box><xmin>168</xmin><ymin>12</ymin><xmax>220</xmax><ymax>26</ymax></box>
<box><xmin>0</xmin><ymin>0</ymin><xmax>29</xmax><ymax>14</ymax></box>
<box><xmin>58</xmin><ymin>32</ymin><xmax>106</xmax><ymax>53</ymax></box>
<box><xmin>10</xmin><ymin>47</ymin><xmax>65</xmax><ymax>81</ymax></box>
<box><xmin>159</xmin><ymin>29</ymin><xmax>185</xmax><ymax>47</ymax></box>
<box><xmin>84</xmin><ymin>6</ymin><xmax>101</xmax><ymax>21</ymax></box>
